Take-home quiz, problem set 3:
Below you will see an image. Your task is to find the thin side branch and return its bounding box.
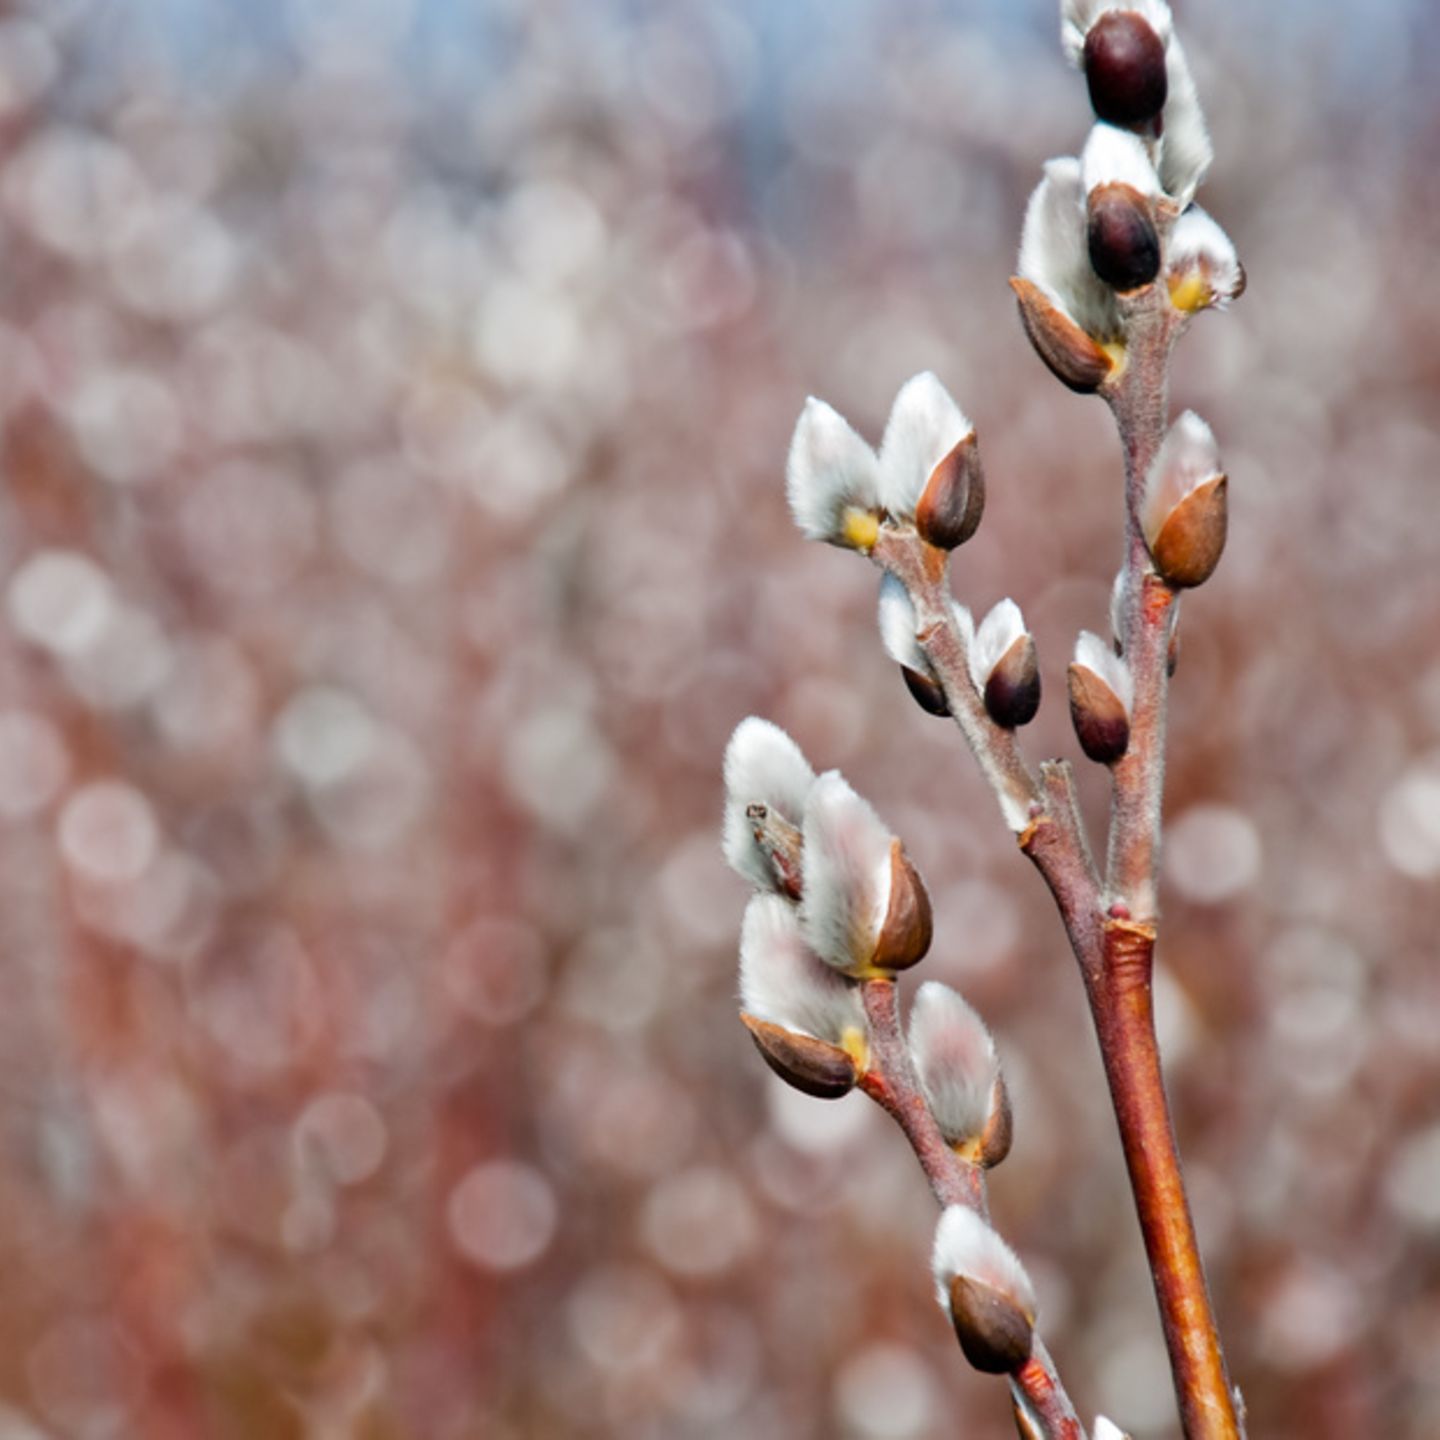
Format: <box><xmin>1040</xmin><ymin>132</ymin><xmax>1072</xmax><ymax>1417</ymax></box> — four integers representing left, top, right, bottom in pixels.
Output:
<box><xmin>870</xmin><ymin>535</ymin><xmax>1042</xmax><ymax>833</ymax></box>
<box><xmin>857</xmin><ymin>979</ymin><xmax>1084</xmax><ymax>1440</ymax></box>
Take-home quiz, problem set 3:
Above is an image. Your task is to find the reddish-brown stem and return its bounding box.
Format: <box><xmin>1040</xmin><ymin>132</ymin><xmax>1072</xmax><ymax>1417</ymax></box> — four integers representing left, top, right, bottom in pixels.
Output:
<box><xmin>1086</xmin><ymin>920</ymin><xmax>1241</xmax><ymax>1440</ymax></box>
<box><xmin>1105</xmin><ymin>287</ymin><xmax>1181</xmax><ymax>920</ymax></box>
<box><xmin>858</xmin><ymin>978</ymin><xmax>985</xmax><ymax>1213</ymax></box>
<box><xmin>858</xmin><ymin>979</ymin><xmax>1084</xmax><ymax>1440</ymax></box>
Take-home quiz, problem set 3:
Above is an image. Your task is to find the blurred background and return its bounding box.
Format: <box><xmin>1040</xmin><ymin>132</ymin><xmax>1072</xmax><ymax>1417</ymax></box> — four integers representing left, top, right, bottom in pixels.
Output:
<box><xmin>0</xmin><ymin>0</ymin><xmax>1437</xmax><ymax>1436</ymax></box>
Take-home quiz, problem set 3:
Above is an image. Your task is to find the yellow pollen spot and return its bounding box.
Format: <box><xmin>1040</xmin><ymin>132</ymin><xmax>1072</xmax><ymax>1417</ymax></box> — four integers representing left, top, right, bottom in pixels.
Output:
<box><xmin>1168</xmin><ymin>271</ymin><xmax>1212</xmax><ymax>314</ymax></box>
<box><xmin>841</xmin><ymin>507</ymin><xmax>880</xmax><ymax>552</ymax></box>
<box><xmin>1099</xmin><ymin>339</ymin><xmax>1128</xmax><ymax>379</ymax></box>
<box><xmin>840</xmin><ymin>1025</ymin><xmax>870</xmax><ymax>1072</ymax></box>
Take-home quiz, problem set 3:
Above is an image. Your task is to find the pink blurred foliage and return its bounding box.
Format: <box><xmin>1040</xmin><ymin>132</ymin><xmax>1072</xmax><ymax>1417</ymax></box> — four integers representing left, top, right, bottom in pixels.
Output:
<box><xmin>0</xmin><ymin>1</ymin><xmax>1435</xmax><ymax>1437</ymax></box>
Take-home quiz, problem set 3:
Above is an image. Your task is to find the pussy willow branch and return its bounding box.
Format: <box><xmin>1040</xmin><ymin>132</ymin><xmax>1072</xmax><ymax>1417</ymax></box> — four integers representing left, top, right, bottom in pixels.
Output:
<box><xmin>858</xmin><ymin>979</ymin><xmax>1083</xmax><ymax>1440</ymax></box>
<box><xmin>869</xmin><ymin>281</ymin><xmax>1245</xmax><ymax>1440</ymax></box>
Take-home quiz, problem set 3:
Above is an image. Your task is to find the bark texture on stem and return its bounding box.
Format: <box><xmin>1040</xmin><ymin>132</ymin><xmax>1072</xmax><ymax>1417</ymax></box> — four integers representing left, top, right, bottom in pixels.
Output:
<box><xmin>871</xmin><ymin>534</ymin><xmax>1040</xmax><ymax>833</ymax></box>
<box><xmin>1087</xmin><ymin>919</ymin><xmax>1241</xmax><ymax>1440</ymax></box>
<box><xmin>1105</xmin><ymin>288</ymin><xmax>1179</xmax><ymax>921</ymax></box>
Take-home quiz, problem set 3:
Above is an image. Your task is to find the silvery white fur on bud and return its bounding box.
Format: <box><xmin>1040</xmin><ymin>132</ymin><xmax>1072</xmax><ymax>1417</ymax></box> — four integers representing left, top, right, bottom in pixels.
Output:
<box><xmin>1081</xmin><ymin>123</ymin><xmax>1162</xmax><ymax>201</ymax></box>
<box><xmin>739</xmin><ymin>893</ymin><xmax>866</xmax><ymax>1048</ymax></box>
<box><xmin>1069</xmin><ymin>630</ymin><xmax>1135</xmax><ymax>764</ymax></box>
<box><xmin>971</xmin><ymin>599</ymin><xmax>1040</xmax><ymax>729</ymax></box>
<box><xmin>1109</xmin><ymin>569</ymin><xmax>1128</xmax><ymax>653</ymax></box>
<box><xmin>933</xmin><ymin>1203</ymin><xmax>1036</xmax><ymax>1370</ymax></box>
<box><xmin>877</xmin><ymin>371</ymin><xmax>974</xmax><ymax>522</ymax></box>
<box><xmin>1073</xmin><ymin>631</ymin><xmax>1134</xmax><ymax>715</ymax></box>
<box><xmin>969</xmin><ymin>600</ymin><xmax>1027</xmax><ymax>694</ymax></box>
<box><xmin>786</xmin><ymin>397</ymin><xmax>883</xmax><ymax>550</ymax></box>
<box><xmin>1166</xmin><ymin>206</ymin><xmax>1244</xmax><ymax>312</ymax></box>
<box><xmin>1019</xmin><ymin>157</ymin><xmax>1121</xmax><ymax>343</ymax></box>
<box><xmin>1142</xmin><ymin>411</ymin><xmax>1222</xmax><ymax>544</ymax></box>
<box><xmin>799</xmin><ymin>771</ymin><xmax>897</xmax><ymax>973</ymax></box>
<box><xmin>931</xmin><ymin>1204</ymin><xmax>1038</xmax><ymax>1321</ymax></box>
<box><xmin>1142</xmin><ymin>410</ymin><xmax>1227</xmax><ymax>587</ymax></box>
<box><xmin>1062</xmin><ymin>0</ymin><xmax>1210</xmax><ymax>206</ymax></box>
<box><xmin>1060</xmin><ymin>0</ymin><xmax>1173</xmax><ymax>68</ymax></box>
<box><xmin>878</xmin><ymin>573</ymin><xmax>933</xmax><ymax>679</ymax></box>
<box><xmin>1093</xmin><ymin>1418</ymin><xmax>1132</xmax><ymax>1440</ymax></box>
<box><xmin>908</xmin><ymin>981</ymin><xmax>1001</xmax><ymax>1148</ymax></box>
<box><xmin>723</xmin><ymin>718</ymin><xmax>816</xmax><ymax>893</ymax></box>
<box><xmin>1158</xmin><ymin>35</ymin><xmax>1212</xmax><ymax>206</ymax></box>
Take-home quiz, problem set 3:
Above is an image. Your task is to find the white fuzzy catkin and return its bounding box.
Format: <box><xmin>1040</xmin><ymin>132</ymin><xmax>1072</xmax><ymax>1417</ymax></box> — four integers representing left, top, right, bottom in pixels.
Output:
<box><xmin>1074</xmin><ymin>630</ymin><xmax>1134</xmax><ymax>716</ymax></box>
<box><xmin>723</xmin><ymin>718</ymin><xmax>816</xmax><ymax>892</ymax></box>
<box><xmin>739</xmin><ymin>893</ymin><xmax>865</xmax><ymax>1044</ymax></box>
<box><xmin>1093</xmin><ymin>1418</ymin><xmax>1131</xmax><ymax>1440</ymax></box>
<box><xmin>1018</xmin><ymin>158</ymin><xmax>1120</xmax><ymax>341</ymax></box>
<box><xmin>800</xmin><ymin>771</ymin><xmax>895</xmax><ymax>973</ymax></box>
<box><xmin>931</xmin><ymin>1206</ymin><xmax>1038</xmax><ymax>1319</ymax></box>
<box><xmin>1141</xmin><ymin>410</ymin><xmax>1222</xmax><ymax>546</ymax></box>
<box><xmin>969</xmin><ymin>599</ymin><xmax>1027</xmax><ymax>693</ymax></box>
<box><xmin>1082</xmin><ymin>123</ymin><xmax>1162</xmax><ymax>200</ymax></box>
<box><xmin>876</xmin><ymin>371</ymin><xmax>973</xmax><ymax>520</ymax></box>
<box><xmin>1060</xmin><ymin>0</ymin><xmax>1173</xmax><ymax>67</ymax></box>
<box><xmin>878</xmin><ymin>574</ymin><xmax>931</xmax><ymax>676</ymax></box>
<box><xmin>1109</xmin><ymin>570</ymin><xmax>1128</xmax><ymax>651</ymax></box>
<box><xmin>1166</xmin><ymin>206</ymin><xmax>1242</xmax><ymax>306</ymax></box>
<box><xmin>786</xmin><ymin>397</ymin><xmax>881</xmax><ymax>545</ymax></box>
<box><xmin>908</xmin><ymin>982</ymin><xmax>1000</xmax><ymax>1146</ymax></box>
<box><xmin>1158</xmin><ymin>35</ymin><xmax>1212</xmax><ymax>204</ymax></box>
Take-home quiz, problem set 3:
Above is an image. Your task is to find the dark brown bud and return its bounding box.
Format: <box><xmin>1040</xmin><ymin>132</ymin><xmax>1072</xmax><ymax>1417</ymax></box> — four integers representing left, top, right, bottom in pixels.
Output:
<box><xmin>983</xmin><ymin>635</ymin><xmax>1041</xmax><ymax>729</ymax></box>
<box><xmin>977</xmin><ymin>1074</ymin><xmax>1013</xmax><ymax>1169</ymax></box>
<box><xmin>1068</xmin><ymin>662</ymin><xmax>1131</xmax><ymax>764</ymax></box>
<box><xmin>1088</xmin><ymin>184</ymin><xmax>1161</xmax><ymax>291</ymax></box>
<box><xmin>872</xmin><ymin>839</ymin><xmax>932</xmax><ymax>971</ymax></box>
<box><xmin>740</xmin><ymin>1013</ymin><xmax>857</xmax><ymax>1099</ymax></box>
<box><xmin>1148</xmin><ymin>474</ymin><xmax>1228</xmax><ymax>588</ymax></box>
<box><xmin>916</xmin><ymin>433</ymin><xmax>985</xmax><ymax>550</ymax></box>
<box><xmin>1083</xmin><ymin>11</ymin><xmax>1169</xmax><ymax>128</ymax></box>
<box><xmin>1009</xmin><ymin>276</ymin><xmax>1116</xmax><ymax>393</ymax></box>
<box><xmin>902</xmin><ymin>665</ymin><xmax>951</xmax><ymax>718</ymax></box>
<box><xmin>948</xmin><ymin>1274</ymin><xmax>1035</xmax><ymax>1374</ymax></box>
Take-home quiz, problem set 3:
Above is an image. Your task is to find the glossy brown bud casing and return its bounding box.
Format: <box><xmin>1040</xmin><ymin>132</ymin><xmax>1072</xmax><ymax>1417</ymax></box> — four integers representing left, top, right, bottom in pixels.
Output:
<box><xmin>1149</xmin><ymin>474</ymin><xmax>1228</xmax><ymax>588</ymax></box>
<box><xmin>983</xmin><ymin>635</ymin><xmax>1041</xmax><ymax>729</ymax></box>
<box><xmin>740</xmin><ymin>1013</ymin><xmax>858</xmax><ymax>1099</ymax></box>
<box><xmin>1068</xmin><ymin>663</ymin><xmax>1131</xmax><ymax>764</ymax></box>
<box><xmin>1083</xmin><ymin>11</ymin><xmax>1168</xmax><ymax>127</ymax></box>
<box><xmin>902</xmin><ymin>665</ymin><xmax>951</xmax><ymax>718</ymax></box>
<box><xmin>948</xmin><ymin>1274</ymin><xmax>1035</xmax><ymax>1374</ymax></box>
<box><xmin>1088</xmin><ymin>184</ymin><xmax>1161</xmax><ymax>291</ymax></box>
<box><xmin>1010</xmin><ymin>277</ymin><xmax>1116</xmax><ymax>393</ymax></box>
<box><xmin>916</xmin><ymin>433</ymin><xmax>985</xmax><ymax>550</ymax></box>
<box><xmin>872</xmin><ymin>840</ymin><xmax>933</xmax><ymax>971</ymax></box>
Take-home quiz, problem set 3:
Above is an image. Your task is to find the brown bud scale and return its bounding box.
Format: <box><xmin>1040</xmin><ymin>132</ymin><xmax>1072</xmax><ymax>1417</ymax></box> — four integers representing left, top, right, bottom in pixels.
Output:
<box><xmin>1083</xmin><ymin>11</ymin><xmax>1168</xmax><ymax>127</ymax></box>
<box><xmin>983</xmin><ymin>635</ymin><xmax>1041</xmax><ymax>729</ymax></box>
<box><xmin>1088</xmin><ymin>184</ymin><xmax>1160</xmax><ymax>292</ymax></box>
<box><xmin>740</xmin><ymin>1013</ymin><xmax>857</xmax><ymax>1099</ymax></box>
<box><xmin>872</xmin><ymin>839</ymin><xmax>932</xmax><ymax>972</ymax></box>
<box><xmin>1150</xmin><ymin>474</ymin><xmax>1227</xmax><ymax>588</ymax></box>
<box><xmin>978</xmin><ymin>1074</ymin><xmax>1013</xmax><ymax>1169</ymax></box>
<box><xmin>1067</xmin><ymin>663</ymin><xmax>1130</xmax><ymax>765</ymax></box>
<box><xmin>915</xmin><ymin>434</ymin><xmax>985</xmax><ymax>550</ymax></box>
<box><xmin>902</xmin><ymin>665</ymin><xmax>950</xmax><ymax>717</ymax></box>
<box><xmin>1009</xmin><ymin>277</ymin><xmax>1114</xmax><ymax>393</ymax></box>
<box><xmin>948</xmin><ymin>1274</ymin><xmax>1035</xmax><ymax>1374</ymax></box>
